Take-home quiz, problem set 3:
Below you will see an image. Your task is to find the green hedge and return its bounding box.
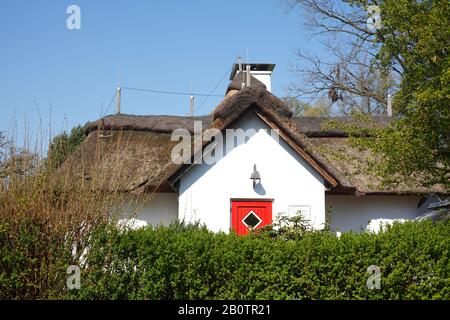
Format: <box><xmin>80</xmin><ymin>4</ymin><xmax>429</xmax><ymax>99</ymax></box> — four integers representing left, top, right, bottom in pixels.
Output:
<box><xmin>0</xmin><ymin>218</ymin><xmax>75</xmax><ymax>299</ymax></box>
<box><xmin>65</xmin><ymin>221</ymin><xmax>450</xmax><ymax>300</ymax></box>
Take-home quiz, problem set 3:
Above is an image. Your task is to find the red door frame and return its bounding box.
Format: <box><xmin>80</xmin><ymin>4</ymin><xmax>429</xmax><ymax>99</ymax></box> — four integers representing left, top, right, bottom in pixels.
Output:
<box><xmin>230</xmin><ymin>199</ymin><xmax>273</xmax><ymax>235</ymax></box>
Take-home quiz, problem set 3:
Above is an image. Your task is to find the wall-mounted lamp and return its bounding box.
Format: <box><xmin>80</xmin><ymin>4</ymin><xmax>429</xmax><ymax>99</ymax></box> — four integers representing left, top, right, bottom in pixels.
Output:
<box><xmin>250</xmin><ymin>164</ymin><xmax>261</xmax><ymax>188</ymax></box>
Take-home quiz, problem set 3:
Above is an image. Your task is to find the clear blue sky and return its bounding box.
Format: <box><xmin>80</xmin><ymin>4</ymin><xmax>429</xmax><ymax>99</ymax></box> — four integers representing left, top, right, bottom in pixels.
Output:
<box><xmin>0</xmin><ymin>0</ymin><xmax>322</xmax><ymax>142</ymax></box>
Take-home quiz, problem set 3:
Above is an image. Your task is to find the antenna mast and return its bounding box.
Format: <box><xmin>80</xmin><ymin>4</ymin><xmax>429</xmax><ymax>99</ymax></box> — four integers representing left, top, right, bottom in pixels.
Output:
<box><xmin>387</xmin><ymin>94</ymin><xmax>392</xmax><ymax>117</ymax></box>
<box><xmin>246</xmin><ymin>65</ymin><xmax>251</xmax><ymax>87</ymax></box>
<box><xmin>116</xmin><ymin>86</ymin><xmax>121</xmax><ymax>114</ymax></box>
<box><xmin>245</xmin><ymin>47</ymin><xmax>251</xmax><ymax>87</ymax></box>
<box><xmin>237</xmin><ymin>54</ymin><xmax>245</xmax><ymax>89</ymax></box>
<box><xmin>238</xmin><ymin>54</ymin><xmax>242</xmax><ymax>72</ymax></box>
<box><xmin>189</xmin><ymin>95</ymin><xmax>195</xmax><ymax>117</ymax></box>
<box><xmin>189</xmin><ymin>81</ymin><xmax>194</xmax><ymax>117</ymax></box>
<box><xmin>116</xmin><ymin>71</ymin><xmax>121</xmax><ymax>114</ymax></box>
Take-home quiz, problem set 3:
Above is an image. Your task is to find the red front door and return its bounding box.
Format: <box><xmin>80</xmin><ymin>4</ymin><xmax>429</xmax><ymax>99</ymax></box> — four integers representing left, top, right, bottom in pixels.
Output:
<box><xmin>231</xmin><ymin>200</ymin><xmax>273</xmax><ymax>235</ymax></box>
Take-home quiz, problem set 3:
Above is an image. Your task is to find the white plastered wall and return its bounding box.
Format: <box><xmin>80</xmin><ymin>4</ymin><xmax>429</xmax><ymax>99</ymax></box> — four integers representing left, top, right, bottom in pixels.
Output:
<box><xmin>326</xmin><ymin>195</ymin><xmax>422</xmax><ymax>232</ymax></box>
<box><xmin>119</xmin><ymin>193</ymin><xmax>178</xmax><ymax>228</ymax></box>
<box><xmin>178</xmin><ymin>113</ymin><xmax>326</xmax><ymax>233</ymax></box>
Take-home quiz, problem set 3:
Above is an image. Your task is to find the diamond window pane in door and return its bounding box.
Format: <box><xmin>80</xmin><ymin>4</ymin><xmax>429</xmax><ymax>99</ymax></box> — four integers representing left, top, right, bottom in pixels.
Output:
<box><xmin>242</xmin><ymin>210</ymin><xmax>262</xmax><ymax>229</ymax></box>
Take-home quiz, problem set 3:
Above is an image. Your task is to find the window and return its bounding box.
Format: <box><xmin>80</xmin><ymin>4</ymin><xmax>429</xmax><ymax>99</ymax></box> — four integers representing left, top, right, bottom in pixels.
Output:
<box><xmin>241</xmin><ymin>210</ymin><xmax>263</xmax><ymax>229</ymax></box>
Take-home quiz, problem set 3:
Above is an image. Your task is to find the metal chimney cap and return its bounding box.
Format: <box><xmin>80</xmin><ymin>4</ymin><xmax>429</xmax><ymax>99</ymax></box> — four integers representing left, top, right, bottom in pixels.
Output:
<box><xmin>230</xmin><ymin>63</ymin><xmax>276</xmax><ymax>80</ymax></box>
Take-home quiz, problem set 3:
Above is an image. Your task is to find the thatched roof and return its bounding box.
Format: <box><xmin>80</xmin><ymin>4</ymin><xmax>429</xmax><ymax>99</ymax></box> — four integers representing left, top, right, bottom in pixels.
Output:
<box><xmin>214</xmin><ymin>85</ymin><xmax>292</xmax><ymax>120</ymax></box>
<box><xmin>292</xmin><ymin>116</ymin><xmax>392</xmax><ymax>137</ymax></box>
<box><xmin>85</xmin><ymin>114</ymin><xmax>213</xmax><ymax>135</ymax></box>
<box><xmin>64</xmin><ymin>87</ymin><xmax>447</xmax><ymax>195</ymax></box>
<box><xmin>60</xmin><ymin>130</ymin><xmax>179</xmax><ymax>193</ymax></box>
<box><xmin>308</xmin><ymin>137</ymin><xmax>446</xmax><ymax>195</ymax></box>
<box><xmin>84</xmin><ymin>112</ymin><xmax>391</xmax><ymax>139</ymax></box>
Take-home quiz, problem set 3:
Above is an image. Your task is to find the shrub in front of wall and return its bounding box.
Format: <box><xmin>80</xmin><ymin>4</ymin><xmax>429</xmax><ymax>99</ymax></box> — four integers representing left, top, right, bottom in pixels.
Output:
<box><xmin>0</xmin><ymin>218</ymin><xmax>74</xmax><ymax>299</ymax></box>
<box><xmin>0</xmin><ymin>170</ymin><xmax>131</xmax><ymax>299</ymax></box>
<box><xmin>67</xmin><ymin>220</ymin><xmax>450</xmax><ymax>300</ymax></box>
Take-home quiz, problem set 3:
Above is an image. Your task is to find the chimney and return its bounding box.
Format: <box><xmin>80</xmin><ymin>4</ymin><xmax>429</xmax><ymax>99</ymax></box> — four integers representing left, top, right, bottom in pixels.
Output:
<box><xmin>229</xmin><ymin>63</ymin><xmax>276</xmax><ymax>92</ymax></box>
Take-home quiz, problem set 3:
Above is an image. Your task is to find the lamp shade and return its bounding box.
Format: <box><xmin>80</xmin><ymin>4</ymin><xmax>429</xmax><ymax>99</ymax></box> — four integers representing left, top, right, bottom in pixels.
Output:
<box><xmin>250</xmin><ymin>164</ymin><xmax>261</xmax><ymax>183</ymax></box>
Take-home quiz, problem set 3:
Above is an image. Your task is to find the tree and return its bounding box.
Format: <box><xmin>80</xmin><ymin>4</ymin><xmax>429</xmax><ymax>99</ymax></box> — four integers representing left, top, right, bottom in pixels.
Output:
<box><xmin>0</xmin><ymin>133</ymin><xmax>6</xmax><ymax>158</ymax></box>
<box><xmin>285</xmin><ymin>0</ymin><xmax>395</xmax><ymax>115</ymax></box>
<box><xmin>283</xmin><ymin>96</ymin><xmax>331</xmax><ymax>117</ymax></box>
<box><xmin>367</xmin><ymin>0</ymin><xmax>450</xmax><ymax>188</ymax></box>
<box><xmin>284</xmin><ymin>0</ymin><xmax>450</xmax><ymax>189</ymax></box>
<box><xmin>290</xmin><ymin>46</ymin><xmax>394</xmax><ymax>115</ymax></box>
<box><xmin>47</xmin><ymin>125</ymin><xmax>85</xmax><ymax>170</ymax></box>
<box><xmin>0</xmin><ymin>133</ymin><xmax>37</xmax><ymax>181</ymax></box>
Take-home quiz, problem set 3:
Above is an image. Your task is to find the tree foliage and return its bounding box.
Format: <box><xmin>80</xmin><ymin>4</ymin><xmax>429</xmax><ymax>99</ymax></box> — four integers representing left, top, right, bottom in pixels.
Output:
<box><xmin>47</xmin><ymin>125</ymin><xmax>85</xmax><ymax>170</ymax></box>
<box><xmin>372</xmin><ymin>0</ymin><xmax>450</xmax><ymax>188</ymax></box>
<box><xmin>283</xmin><ymin>97</ymin><xmax>331</xmax><ymax>116</ymax></box>
<box><xmin>0</xmin><ymin>133</ymin><xmax>37</xmax><ymax>181</ymax></box>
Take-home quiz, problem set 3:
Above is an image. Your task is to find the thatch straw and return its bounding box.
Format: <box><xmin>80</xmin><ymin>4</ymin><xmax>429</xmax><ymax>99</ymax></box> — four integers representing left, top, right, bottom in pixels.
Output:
<box><xmin>64</xmin><ymin>87</ymin><xmax>447</xmax><ymax>196</ymax></box>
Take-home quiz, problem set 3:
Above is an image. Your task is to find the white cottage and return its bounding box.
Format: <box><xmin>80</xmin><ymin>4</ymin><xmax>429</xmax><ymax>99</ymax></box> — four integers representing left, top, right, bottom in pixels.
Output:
<box><xmin>68</xmin><ymin>63</ymin><xmax>447</xmax><ymax>234</ymax></box>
